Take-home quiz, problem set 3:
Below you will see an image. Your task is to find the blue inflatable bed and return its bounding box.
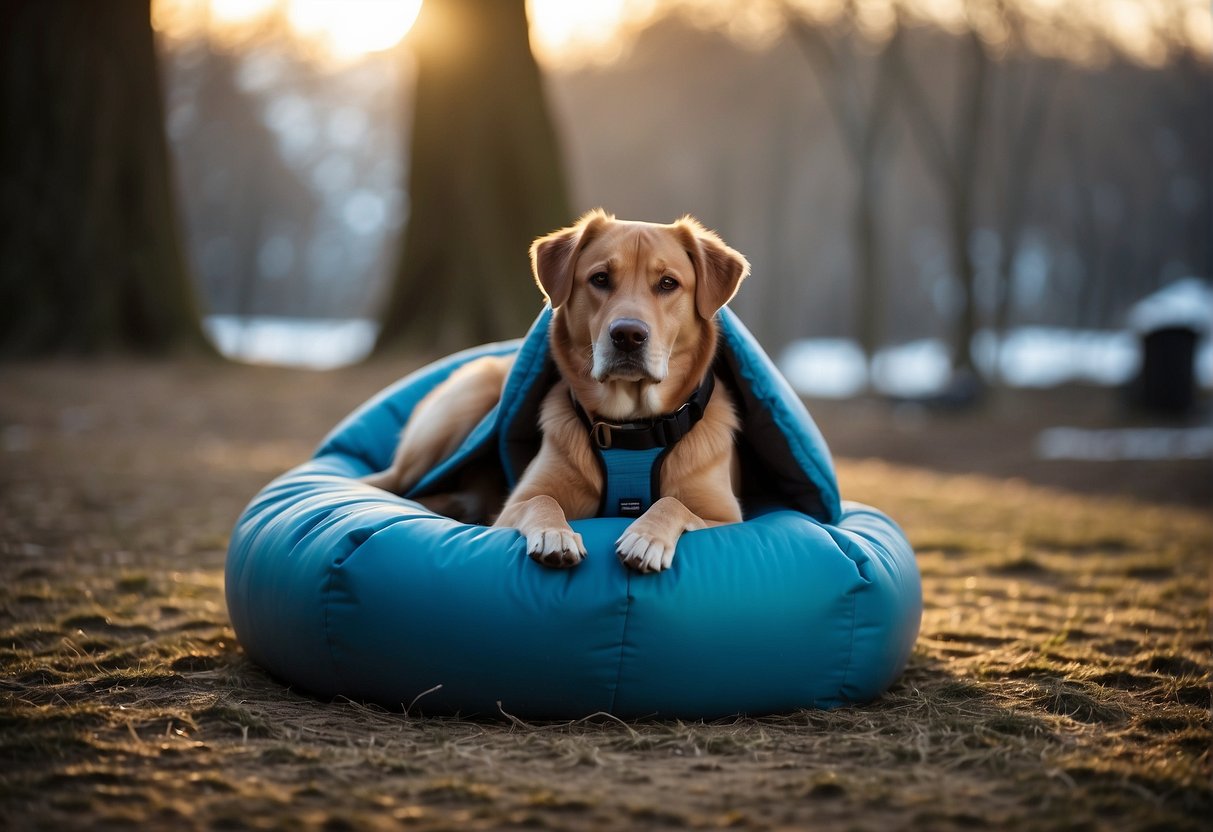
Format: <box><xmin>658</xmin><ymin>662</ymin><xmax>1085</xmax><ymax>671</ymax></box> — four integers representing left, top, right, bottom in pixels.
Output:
<box><xmin>226</xmin><ymin>307</ymin><xmax>922</xmax><ymax>719</ymax></box>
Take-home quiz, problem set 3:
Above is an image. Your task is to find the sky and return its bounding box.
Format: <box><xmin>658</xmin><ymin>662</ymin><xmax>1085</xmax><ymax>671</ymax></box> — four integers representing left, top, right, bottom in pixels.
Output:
<box><xmin>151</xmin><ymin>0</ymin><xmax>1213</xmax><ymax>69</ymax></box>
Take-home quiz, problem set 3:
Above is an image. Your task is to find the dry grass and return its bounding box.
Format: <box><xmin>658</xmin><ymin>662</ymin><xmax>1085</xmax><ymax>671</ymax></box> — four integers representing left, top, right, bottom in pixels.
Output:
<box><xmin>1</xmin><ymin>359</ymin><xmax>1209</xmax><ymax>831</ymax></box>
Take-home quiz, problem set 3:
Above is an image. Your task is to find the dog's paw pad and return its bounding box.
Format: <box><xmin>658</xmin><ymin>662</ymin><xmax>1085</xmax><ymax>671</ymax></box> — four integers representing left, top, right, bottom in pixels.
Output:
<box><xmin>526</xmin><ymin>529</ymin><xmax>585</xmax><ymax>568</ymax></box>
<box><xmin>615</xmin><ymin>532</ymin><xmax>674</xmax><ymax>573</ymax></box>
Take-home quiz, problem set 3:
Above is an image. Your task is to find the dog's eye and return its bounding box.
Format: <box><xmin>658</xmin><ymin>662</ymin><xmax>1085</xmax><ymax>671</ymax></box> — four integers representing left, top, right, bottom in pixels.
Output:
<box><xmin>589</xmin><ymin>272</ymin><xmax>610</xmax><ymax>289</ymax></box>
<box><xmin>658</xmin><ymin>276</ymin><xmax>679</xmax><ymax>292</ymax></box>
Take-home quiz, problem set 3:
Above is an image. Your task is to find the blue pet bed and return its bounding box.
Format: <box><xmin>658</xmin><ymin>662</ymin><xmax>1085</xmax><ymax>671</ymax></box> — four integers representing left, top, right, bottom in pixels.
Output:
<box><xmin>225</xmin><ymin>308</ymin><xmax>921</xmax><ymax>719</ymax></box>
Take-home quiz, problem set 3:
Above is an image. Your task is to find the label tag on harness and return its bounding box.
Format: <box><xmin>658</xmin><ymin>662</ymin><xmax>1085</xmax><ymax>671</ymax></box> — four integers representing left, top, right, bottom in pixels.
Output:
<box><xmin>618</xmin><ymin>498</ymin><xmax>643</xmax><ymax>517</ymax></box>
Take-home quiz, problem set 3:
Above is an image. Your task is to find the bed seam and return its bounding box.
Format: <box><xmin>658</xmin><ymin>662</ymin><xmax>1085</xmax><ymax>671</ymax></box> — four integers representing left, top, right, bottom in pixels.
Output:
<box><xmin>835</xmin><ymin>591</ymin><xmax>860</xmax><ymax>705</ymax></box>
<box><xmin>320</xmin><ymin>560</ymin><xmax>343</xmax><ymax>693</ymax></box>
<box><xmin>835</xmin><ymin>527</ymin><xmax>864</xmax><ymax>704</ymax></box>
<box><xmin>607</xmin><ymin>570</ymin><xmax>634</xmax><ymax>715</ymax></box>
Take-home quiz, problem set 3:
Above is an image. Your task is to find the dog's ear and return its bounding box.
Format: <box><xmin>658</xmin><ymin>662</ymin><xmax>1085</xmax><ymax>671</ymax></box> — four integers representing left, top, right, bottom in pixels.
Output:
<box><xmin>530</xmin><ymin>209</ymin><xmax>612</xmax><ymax>309</ymax></box>
<box><xmin>675</xmin><ymin>216</ymin><xmax>750</xmax><ymax>320</ymax></box>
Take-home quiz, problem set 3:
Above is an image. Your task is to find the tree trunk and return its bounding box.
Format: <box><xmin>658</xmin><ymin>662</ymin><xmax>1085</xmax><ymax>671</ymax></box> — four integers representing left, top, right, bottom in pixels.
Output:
<box><xmin>991</xmin><ymin>51</ymin><xmax>1058</xmax><ymax>384</ymax></box>
<box><xmin>948</xmin><ymin>31</ymin><xmax>990</xmax><ymax>375</ymax></box>
<box><xmin>786</xmin><ymin>14</ymin><xmax>901</xmax><ymax>376</ymax></box>
<box><xmin>948</xmin><ymin>197</ymin><xmax>978</xmax><ymax>373</ymax></box>
<box><xmin>0</xmin><ymin>0</ymin><xmax>208</xmax><ymax>356</ymax></box>
<box><xmin>375</xmin><ymin>0</ymin><xmax>570</xmax><ymax>355</ymax></box>
<box><xmin>893</xmin><ymin>25</ymin><xmax>991</xmax><ymax>378</ymax></box>
<box><xmin>853</xmin><ymin>167</ymin><xmax>882</xmax><ymax>364</ymax></box>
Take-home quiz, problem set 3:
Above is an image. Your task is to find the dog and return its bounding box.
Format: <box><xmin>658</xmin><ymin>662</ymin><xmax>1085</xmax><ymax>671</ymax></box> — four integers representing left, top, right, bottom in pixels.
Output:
<box><xmin>364</xmin><ymin>210</ymin><xmax>750</xmax><ymax>573</ymax></box>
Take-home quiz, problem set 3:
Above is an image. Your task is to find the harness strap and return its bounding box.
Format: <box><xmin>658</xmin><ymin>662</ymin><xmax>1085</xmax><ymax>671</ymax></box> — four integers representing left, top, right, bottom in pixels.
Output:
<box><xmin>599</xmin><ymin>446</ymin><xmax>666</xmax><ymax>518</ymax></box>
<box><xmin>572</xmin><ymin>375</ymin><xmax>715</xmax><ymax>517</ymax></box>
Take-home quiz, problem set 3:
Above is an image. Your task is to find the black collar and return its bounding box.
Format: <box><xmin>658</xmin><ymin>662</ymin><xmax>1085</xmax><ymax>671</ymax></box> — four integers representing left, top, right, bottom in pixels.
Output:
<box><xmin>572</xmin><ymin>373</ymin><xmax>715</xmax><ymax>451</ymax></box>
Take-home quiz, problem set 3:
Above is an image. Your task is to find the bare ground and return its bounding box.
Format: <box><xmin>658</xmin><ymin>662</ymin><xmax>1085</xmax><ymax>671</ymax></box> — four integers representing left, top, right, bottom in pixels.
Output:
<box><xmin>1</xmin><ymin>358</ymin><xmax>1209</xmax><ymax>831</ymax></box>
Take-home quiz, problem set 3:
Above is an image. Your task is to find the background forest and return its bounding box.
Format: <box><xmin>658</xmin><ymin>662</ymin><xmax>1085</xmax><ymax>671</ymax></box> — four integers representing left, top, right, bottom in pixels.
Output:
<box><xmin>2</xmin><ymin>0</ymin><xmax>1209</xmax><ymax>397</ymax></box>
<box><xmin>146</xmin><ymin>0</ymin><xmax>1211</xmax><ymax>391</ymax></box>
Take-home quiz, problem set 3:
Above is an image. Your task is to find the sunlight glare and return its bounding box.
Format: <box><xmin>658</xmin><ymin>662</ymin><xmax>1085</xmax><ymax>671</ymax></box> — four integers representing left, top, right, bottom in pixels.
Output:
<box><xmin>152</xmin><ymin>0</ymin><xmax>420</xmax><ymax>64</ymax></box>
<box><xmin>211</xmin><ymin>0</ymin><xmax>277</xmax><ymax>26</ymax></box>
<box><xmin>1186</xmin><ymin>5</ymin><xmax>1213</xmax><ymax>56</ymax></box>
<box><xmin>287</xmin><ymin>0</ymin><xmax>421</xmax><ymax>61</ymax></box>
<box><xmin>527</xmin><ymin>0</ymin><xmax>636</xmax><ymax>65</ymax></box>
<box><xmin>1104</xmin><ymin>0</ymin><xmax>1164</xmax><ymax>65</ymax></box>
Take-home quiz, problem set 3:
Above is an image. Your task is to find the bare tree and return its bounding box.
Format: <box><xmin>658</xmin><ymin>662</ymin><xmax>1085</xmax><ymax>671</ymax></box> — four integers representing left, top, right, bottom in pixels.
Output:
<box><xmin>0</xmin><ymin>0</ymin><xmax>209</xmax><ymax>356</ymax></box>
<box><xmin>986</xmin><ymin>2</ymin><xmax>1060</xmax><ymax>381</ymax></box>
<box><xmin>1152</xmin><ymin>0</ymin><xmax>1213</xmax><ymax>282</ymax></box>
<box><xmin>892</xmin><ymin>4</ymin><xmax>995</xmax><ymax>377</ymax></box>
<box><xmin>375</xmin><ymin>0</ymin><xmax>570</xmax><ymax>355</ymax></box>
<box><xmin>784</xmin><ymin>1</ymin><xmax>904</xmax><ymax>372</ymax></box>
<box><xmin>169</xmin><ymin>43</ymin><xmax>316</xmax><ymax>326</ymax></box>
<box><xmin>1055</xmin><ymin>2</ymin><xmax>1211</xmax><ymax>331</ymax></box>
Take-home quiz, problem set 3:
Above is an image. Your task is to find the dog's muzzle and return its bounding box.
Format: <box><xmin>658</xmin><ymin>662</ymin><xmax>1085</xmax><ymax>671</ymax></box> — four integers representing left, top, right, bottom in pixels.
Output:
<box><xmin>593</xmin><ymin>317</ymin><xmax>661</xmax><ymax>382</ymax></box>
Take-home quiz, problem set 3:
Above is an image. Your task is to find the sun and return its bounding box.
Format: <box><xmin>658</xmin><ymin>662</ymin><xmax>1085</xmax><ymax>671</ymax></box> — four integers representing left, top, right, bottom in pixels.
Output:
<box><xmin>153</xmin><ymin>0</ymin><xmax>641</xmax><ymax>66</ymax></box>
<box><xmin>153</xmin><ymin>0</ymin><xmax>422</xmax><ymax>63</ymax></box>
<box><xmin>285</xmin><ymin>0</ymin><xmax>422</xmax><ymax>62</ymax></box>
<box><xmin>526</xmin><ymin>0</ymin><xmax>634</xmax><ymax>65</ymax></box>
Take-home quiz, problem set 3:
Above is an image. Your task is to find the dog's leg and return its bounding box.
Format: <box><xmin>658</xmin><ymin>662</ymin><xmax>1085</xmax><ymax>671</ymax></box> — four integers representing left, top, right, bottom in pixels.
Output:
<box><xmin>494</xmin><ymin>442</ymin><xmax>599</xmax><ymax>567</ymax></box>
<box><xmin>495</xmin><ymin>494</ymin><xmax>586</xmax><ymax>568</ymax></box>
<box><xmin>363</xmin><ymin>355</ymin><xmax>513</xmax><ymax>494</ymax></box>
<box><xmin>616</xmin><ymin>404</ymin><xmax>742</xmax><ymax>572</ymax></box>
<box><xmin>615</xmin><ymin>487</ymin><xmax>741</xmax><ymax>574</ymax></box>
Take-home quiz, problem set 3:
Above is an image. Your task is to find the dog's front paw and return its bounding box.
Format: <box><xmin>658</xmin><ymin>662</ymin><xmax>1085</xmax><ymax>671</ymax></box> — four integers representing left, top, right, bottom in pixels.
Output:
<box><xmin>525</xmin><ymin>527</ymin><xmax>586</xmax><ymax>568</ymax></box>
<box><xmin>615</xmin><ymin>527</ymin><xmax>678</xmax><ymax>573</ymax></box>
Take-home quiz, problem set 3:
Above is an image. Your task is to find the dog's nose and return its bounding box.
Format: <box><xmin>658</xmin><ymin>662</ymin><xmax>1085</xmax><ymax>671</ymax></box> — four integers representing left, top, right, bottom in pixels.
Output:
<box><xmin>609</xmin><ymin>318</ymin><xmax>649</xmax><ymax>353</ymax></box>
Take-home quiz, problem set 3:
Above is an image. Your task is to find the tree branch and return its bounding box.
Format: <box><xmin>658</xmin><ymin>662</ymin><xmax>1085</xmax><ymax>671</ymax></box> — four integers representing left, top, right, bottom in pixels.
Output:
<box><xmin>891</xmin><ymin>26</ymin><xmax>954</xmax><ymax>185</ymax></box>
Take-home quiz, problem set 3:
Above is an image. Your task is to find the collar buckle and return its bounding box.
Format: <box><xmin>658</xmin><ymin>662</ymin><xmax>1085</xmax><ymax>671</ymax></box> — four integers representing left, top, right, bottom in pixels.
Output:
<box><xmin>591</xmin><ymin>421</ymin><xmax>614</xmax><ymax>449</ymax></box>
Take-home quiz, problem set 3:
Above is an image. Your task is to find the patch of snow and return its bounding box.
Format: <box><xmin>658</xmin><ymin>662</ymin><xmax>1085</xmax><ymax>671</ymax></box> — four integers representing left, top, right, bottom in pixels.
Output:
<box><xmin>1128</xmin><ymin>277</ymin><xmax>1212</xmax><ymax>334</ymax></box>
<box><xmin>779</xmin><ymin>326</ymin><xmax>1212</xmax><ymax>398</ymax></box>
<box><xmin>870</xmin><ymin>339</ymin><xmax>953</xmax><ymax>398</ymax></box>
<box><xmin>776</xmin><ymin>340</ymin><xmax>867</xmax><ymax>399</ymax></box>
<box><xmin>204</xmin><ymin>316</ymin><xmax>377</xmax><ymax>370</ymax></box>
<box><xmin>993</xmin><ymin>328</ymin><xmax>1138</xmax><ymax>388</ymax></box>
<box><xmin>1036</xmin><ymin>427</ymin><xmax>1213</xmax><ymax>461</ymax></box>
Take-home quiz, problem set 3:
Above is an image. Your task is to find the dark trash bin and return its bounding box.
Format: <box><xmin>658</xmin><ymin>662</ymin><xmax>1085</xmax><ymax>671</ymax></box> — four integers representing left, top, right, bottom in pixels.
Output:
<box><xmin>1128</xmin><ymin>278</ymin><xmax>1210</xmax><ymax>415</ymax></box>
<box><xmin>1137</xmin><ymin>325</ymin><xmax>1199</xmax><ymax>413</ymax></box>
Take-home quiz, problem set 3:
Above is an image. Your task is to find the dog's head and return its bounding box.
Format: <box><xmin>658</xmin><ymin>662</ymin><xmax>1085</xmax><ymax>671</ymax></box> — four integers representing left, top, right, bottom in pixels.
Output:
<box><xmin>531</xmin><ymin>210</ymin><xmax>749</xmax><ymax>419</ymax></box>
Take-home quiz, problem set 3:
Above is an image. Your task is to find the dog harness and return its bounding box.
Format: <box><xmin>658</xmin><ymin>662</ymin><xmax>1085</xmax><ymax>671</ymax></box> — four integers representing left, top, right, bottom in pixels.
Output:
<box><xmin>572</xmin><ymin>374</ymin><xmax>715</xmax><ymax>518</ymax></box>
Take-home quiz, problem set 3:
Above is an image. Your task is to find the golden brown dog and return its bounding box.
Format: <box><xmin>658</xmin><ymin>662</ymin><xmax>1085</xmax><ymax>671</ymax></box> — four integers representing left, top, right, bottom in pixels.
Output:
<box><xmin>364</xmin><ymin>210</ymin><xmax>750</xmax><ymax>572</ymax></box>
